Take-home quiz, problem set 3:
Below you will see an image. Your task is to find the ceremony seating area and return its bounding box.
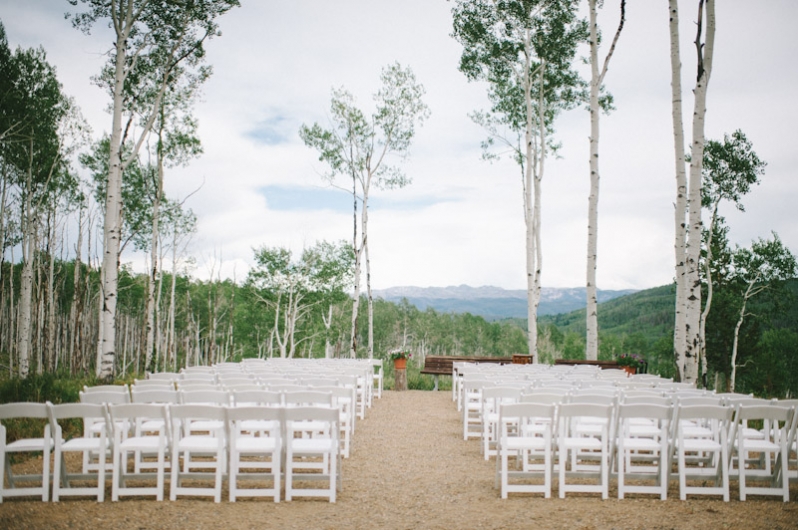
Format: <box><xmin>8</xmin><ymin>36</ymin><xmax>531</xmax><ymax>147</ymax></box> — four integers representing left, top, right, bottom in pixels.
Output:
<box><xmin>453</xmin><ymin>362</ymin><xmax>797</xmax><ymax>501</ymax></box>
<box><xmin>0</xmin><ymin>358</ymin><xmax>381</xmax><ymax>504</ymax></box>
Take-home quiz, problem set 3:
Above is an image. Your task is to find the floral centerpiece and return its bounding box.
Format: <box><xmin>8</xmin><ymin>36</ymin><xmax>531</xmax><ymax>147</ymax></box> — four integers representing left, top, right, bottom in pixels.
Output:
<box><xmin>616</xmin><ymin>353</ymin><xmax>645</xmax><ymax>370</ymax></box>
<box><xmin>388</xmin><ymin>348</ymin><xmax>412</xmax><ymax>361</ymax></box>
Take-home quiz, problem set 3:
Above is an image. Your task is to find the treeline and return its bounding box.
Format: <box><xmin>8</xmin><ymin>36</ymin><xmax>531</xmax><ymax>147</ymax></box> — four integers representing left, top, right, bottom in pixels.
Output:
<box><xmin>539</xmin><ymin>282</ymin><xmax>798</xmax><ymax>398</ymax></box>
<box><xmin>0</xmin><ymin>257</ymin><xmax>528</xmax><ymax>378</ymax></box>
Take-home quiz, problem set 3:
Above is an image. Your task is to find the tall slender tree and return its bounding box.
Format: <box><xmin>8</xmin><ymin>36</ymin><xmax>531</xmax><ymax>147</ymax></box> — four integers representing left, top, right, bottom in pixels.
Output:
<box><xmin>585</xmin><ymin>0</ymin><xmax>625</xmax><ymax>360</ymax></box>
<box><xmin>300</xmin><ymin>63</ymin><xmax>429</xmax><ymax>359</ymax></box>
<box><xmin>68</xmin><ymin>0</ymin><xmax>239</xmax><ymax>379</ymax></box>
<box><xmin>452</xmin><ymin>0</ymin><xmax>588</xmax><ymax>362</ymax></box>
<box><xmin>698</xmin><ymin>130</ymin><xmax>765</xmax><ymax>384</ymax></box>
<box><xmin>669</xmin><ymin>0</ymin><xmax>715</xmax><ymax>383</ymax></box>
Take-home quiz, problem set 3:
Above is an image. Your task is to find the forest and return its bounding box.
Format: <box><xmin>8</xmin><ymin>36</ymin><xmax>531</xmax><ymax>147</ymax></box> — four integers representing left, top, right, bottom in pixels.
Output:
<box><xmin>1</xmin><ymin>2</ymin><xmax>796</xmax><ymax>404</ymax></box>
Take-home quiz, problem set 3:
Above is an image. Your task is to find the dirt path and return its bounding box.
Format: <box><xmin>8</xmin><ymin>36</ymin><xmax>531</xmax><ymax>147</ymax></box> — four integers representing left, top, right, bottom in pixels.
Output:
<box><xmin>1</xmin><ymin>390</ymin><xmax>797</xmax><ymax>529</ymax></box>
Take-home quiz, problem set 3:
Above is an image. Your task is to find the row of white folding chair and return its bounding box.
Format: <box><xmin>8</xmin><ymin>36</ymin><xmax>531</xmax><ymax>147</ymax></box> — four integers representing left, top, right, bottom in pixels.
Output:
<box><xmin>0</xmin><ymin>401</ymin><xmax>342</xmax><ymax>504</ymax></box>
<box><xmin>110</xmin><ymin>403</ymin><xmax>340</xmax><ymax>503</ymax></box>
<box><xmin>134</xmin><ymin>387</ymin><xmax>355</xmax><ymax>458</ymax></box>
<box><xmin>495</xmin><ymin>399</ymin><xmax>795</xmax><ymax>502</ymax></box>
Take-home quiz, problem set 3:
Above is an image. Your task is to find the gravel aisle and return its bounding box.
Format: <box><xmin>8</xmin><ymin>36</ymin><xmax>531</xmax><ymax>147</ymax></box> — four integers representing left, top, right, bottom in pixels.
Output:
<box><xmin>0</xmin><ymin>390</ymin><xmax>796</xmax><ymax>529</ymax></box>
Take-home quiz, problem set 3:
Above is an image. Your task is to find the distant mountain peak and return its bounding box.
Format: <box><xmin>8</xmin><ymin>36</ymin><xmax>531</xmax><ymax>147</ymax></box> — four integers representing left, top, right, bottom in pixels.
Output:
<box><xmin>372</xmin><ymin>285</ymin><xmax>638</xmax><ymax>319</ymax></box>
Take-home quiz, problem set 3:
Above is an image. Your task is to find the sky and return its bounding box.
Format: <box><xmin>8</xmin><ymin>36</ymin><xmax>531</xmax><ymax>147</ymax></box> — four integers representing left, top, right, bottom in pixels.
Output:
<box><xmin>2</xmin><ymin>0</ymin><xmax>797</xmax><ymax>291</ymax></box>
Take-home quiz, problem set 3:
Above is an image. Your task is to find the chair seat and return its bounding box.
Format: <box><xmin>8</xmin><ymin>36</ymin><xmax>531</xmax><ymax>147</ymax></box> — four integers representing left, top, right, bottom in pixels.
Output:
<box><xmin>620</xmin><ymin>437</ymin><xmax>662</xmax><ymax>452</ymax></box>
<box><xmin>560</xmin><ymin>436</ymin><xmax>602</xmax><ymax>450</ymax></box>
<box><xmin>177</xmin><ymin>436</ymin><xmax>223</xmax><ymax>451</ymax></box>
<box><xmin>681</xmin><ymin>438</ymin><xmax>722</xmax><ymax>451</ymax></box>
<box><xmin>504</xmin><ymin>436</ymin><xmax>547</xmax><ymax>451</ymax></box>
<box><xmin>189</xmin><ymin>419</ymin><xmax>224</xmax><ymax>431</ymax></box>
<box><xmin>291</xmin><ymin>438</ymin><xmax>336</xmax><ymax>452</ymax></box>
<box><xmin>240</xmin><ymin>419</ymin><xmax>279</xmax><ymax>431</ymax></box>
<box><xmin>120</xmin><ymin>436</ymin><xmax>163</xmax><ymax>451</ymax></box>
<box><xmin>6</xmin><ymin>438</ymin><xmax>51</xmax><ymax>451</ymax></box>
<box><xmin>235</xmin><ymin>436</ymin><xmax>278</xmax><ymax>452</ymax></box>
<box><xmin>62</xmin><ymin>437</ymin><xmax>107</xmax><ymax>452</ymax></box>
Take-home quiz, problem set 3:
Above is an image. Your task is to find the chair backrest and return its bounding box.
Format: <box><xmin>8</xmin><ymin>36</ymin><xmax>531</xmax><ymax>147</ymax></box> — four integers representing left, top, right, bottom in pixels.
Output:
<box><xmin>0</xmin><ymin>402</ymin><xmax>50</xmax><ymax>421</ymax></box>
<box><xmin>145</xmin><ymin>372</ymin><xmax>179</xmax><ymax>381</ymax></box>
<box><xmin>232</xmin><ymin>389</ymin><xmax>281</xmax><ymax>407</ymax></box>
<box><xmin>500</xmin><ymin>402</ymin><xmax>556</xmax><ymax>430</ymax></box>
<box><xmin>567</xmin><ymin>393</ymin><xmax>617</xmax><ymax>405</ymax></box>
<box><xmin>107</xmin><ymin>403</ymin><xmax>169</xmax><ymax>439</ymax></box>
<box><xmin>621</xmin><ymin>393</ymin><xmax>672</xmax><ymax>407</ymax></box>
<box><xmin>617</xmin><ymin>403</ymin><xmax>672</xmax><ymax>428</ymax></box>
<box><xmin>179</xmin><ymin>389</ymin><xmax>230</xmax><ymax>406</ymax></box>
<box><xmin>284</xmin><ymin>406</ymin><xmax>339</xmax><ymax>426</ymax></box>
<box><xmin>168</xmin><ymin>403</ymin><xmax>226</xmax><ymax>423</ymax></box>
<box><xmin>47</xmin><ymin>402</ymin><xmax>108</xmax><ymax>438</ymax></box>
<box><xmin>180</xmin><ymin>372</ymin><xmax>216</xmax><ymax>382</ymax></box>
<box><xmin>520</xmin><ymin>392</ymin><xmax>565</xmax><ymax>405</ymax></box>
<box><xmin>675</xmin><ymin>404</ymin><xmax>732</xmax><ymax>424</ymax></box>
<box><xmin>676</xmin><ymin>396</ymin><xmax>723</xmax><ymax>407</ymax></box>
<box><xmin>558</xmin><ymin>402</ymin><xmax>614</xmax><ymax>422</ymax></box>
<box><xmin>283</xmin><ymin>391</ymin><xmax>333</xmax><ymax>407</ymax></box>
<box><xmin>226</xmin><ymin>404</ymin><xmax>283</xmax><ymax>424</ymax></box>
<box><xmin>83</xmin><ymin>384</ymin><xmax>129</xmax><ymax>394</ymax></box>
<box><xmin>133</xmin><ymin>379</ymin><xmax>175</xmax><ymax>389</ymax></box>
<box><xmin>80</xmin><ymin>390</ymin><xmax>130</xmax><ymax>405</ymax></box>
<box><xmin>131</xmin><ymin>388</ymin><xmax>179</xmax><ymax>404</ymax></box>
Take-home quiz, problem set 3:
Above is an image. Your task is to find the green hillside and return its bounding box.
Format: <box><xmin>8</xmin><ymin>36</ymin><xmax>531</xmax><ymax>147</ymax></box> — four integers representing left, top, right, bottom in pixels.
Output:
<box><xmin>539</xmin><ymin>284</ymin><xmax>675</xmax><ymax>339</ymax></box>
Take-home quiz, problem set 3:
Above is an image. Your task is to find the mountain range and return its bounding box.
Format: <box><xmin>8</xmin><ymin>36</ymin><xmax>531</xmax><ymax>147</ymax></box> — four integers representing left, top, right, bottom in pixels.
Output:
<box><xmin>372</xmin><ymin>285</ymin><xmax>638</xmax><ymax>320</ymax></box>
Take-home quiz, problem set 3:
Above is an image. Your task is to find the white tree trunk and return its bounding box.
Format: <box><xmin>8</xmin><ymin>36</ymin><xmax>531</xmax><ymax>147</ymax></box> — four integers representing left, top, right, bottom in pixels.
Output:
<box><xmin>98</xmin><ymin>29</ymin><xmax>129</xmax><ymax>380</ymax></box>
<box><xmin>17</xmin><ymin>175</ymin><xmax>34</xmax><ymax>378</ymax></box>
<box><xmin>684</xmin><ymin>0</ymin><xmax>716</xmax><ymax>385</ymax></box>
<box><xmin>349</xmin><ymin>178</ymin><xmax>362</xmax><ymax>358</ymax></box>
<box><xmin>365</xmin><ymin>213</ymin><xmax>374</xmax><ymax>359</ymax></box>
<box><xmin>145</xmin><ymin>152</ymin><xmax>164</xmax><ymax>371</ymax></box>
<box><xmin>322</xmin><ymin>304</ymin><xmax>333</xmax><ymax>359</ymax></box>
<box><xmin>586</xmin><ymin>0</ymin><xmax>601</xmax><ymax>361</ymax></box>
<box><xmin>668</xmin><ymin>0</ymin><xmax>689</xmax><ymax>382</ymax></box>
<box><xmin>168</xmin><ymin>234</ymin><xmax>178</xmax><ymax>371</ymax></box>
<box><xmin>698</xmin><ymin>204</ymin><xmax>719</xmax><ymax>386</ymax></box>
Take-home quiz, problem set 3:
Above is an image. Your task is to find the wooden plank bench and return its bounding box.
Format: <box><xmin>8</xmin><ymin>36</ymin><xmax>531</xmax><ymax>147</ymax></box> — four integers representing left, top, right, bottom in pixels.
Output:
<box><xmin>421</xmin><ymin>355</ymin><xmax>514</xmax><ymax>390</ymax></box>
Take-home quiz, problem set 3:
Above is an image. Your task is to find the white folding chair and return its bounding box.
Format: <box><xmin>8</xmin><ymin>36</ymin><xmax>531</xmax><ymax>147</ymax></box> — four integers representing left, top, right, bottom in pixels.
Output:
<box><xmin>0</xmin><ymin>402</ymin><xmax>52</xmax><ymax>502</ymax></box>
<box><xmin>48</xmin><ymin>403</ymin><xmax>110</xmax><ymax>502</ymax></box>
<box><xmin>227</xmin><ymin>406</ymin><xmax>283</xmax><ymax>502</ymax></box>
<box><xmin>734</xmin><ymin>404</ymin><xmax>792</xmax><ymax>502</ymax></box>
<box><xmin>557</xmin><ymin>402</ymin><xmax>613</xmax><ymax>499</ymax></box>
<box><xmin>108</xmin><ymin>403</ymin><xmax>170</xmax><ymax>501</ymax></box>
<box><xmin>284</xmin><ymin>406</ymin><xmax>340</xmax><ymax>502</ymax></box>
<box><xmin>481</xmin><ymin>387</ymin><xmax>523</xmax><ymax>460</ymax></box>
<box><xmin>79</xmin><ymin>389</ymin><xmax>130</xmax><ymax>473</ymax></box>
<box><xmin>616</xmin><ymin>403</ymin><xmax>672</xmax><ymax>500</ymax></box>
<box><xmin>462</xmin><ymin>379</ymin><xmax>491</xmax><ymax>441</ymax></box>
<box><xmin>674</xmin><ymin>404</ymin><xmax>732</xmax><ymax>501</ymax></box>
<box><xmin>372</xmin><ymin>359</ymin><xmax>384</xmax><ymax>400</ymax></box>
<box><xmin>496</xmin><ymin>402</ymin><xmax>555</xmax><ymax>499</ymax></box>
<box><xmin>313</xmin><ymin>386</ymin><xmax>355</xmax><ymax>458</ymax></box>
<box><xmin>168</xmin><ymin>404</ymin><xmax>227</xmax><ymax>502</ymax></box>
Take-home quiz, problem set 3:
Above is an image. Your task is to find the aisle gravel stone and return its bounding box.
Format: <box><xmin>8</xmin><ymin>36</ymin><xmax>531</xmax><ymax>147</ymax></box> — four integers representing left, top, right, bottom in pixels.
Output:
<box><xmin>0</xmin><ymin>390</ymin><xmax>796</xmax><ymax>529</ymax></box>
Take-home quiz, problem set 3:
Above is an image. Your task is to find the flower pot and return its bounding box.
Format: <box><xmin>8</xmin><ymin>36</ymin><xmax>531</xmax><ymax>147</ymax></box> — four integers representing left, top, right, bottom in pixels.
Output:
<box><xmin>621</xmin><ymin>365</ymin><xmax>636</xmax><ymax>376</ymax></box>
<box><xmin>393</xmin><ymin>358</ymin><xmax>407</xmax><ymax>370</ymax></box>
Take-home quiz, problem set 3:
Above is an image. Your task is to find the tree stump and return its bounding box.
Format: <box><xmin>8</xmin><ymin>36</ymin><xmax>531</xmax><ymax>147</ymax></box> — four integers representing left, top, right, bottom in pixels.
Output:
<box><xmin>394</xmin><ymin>368</ymin><xmax>408</xmax><ymax>391</ymax></box>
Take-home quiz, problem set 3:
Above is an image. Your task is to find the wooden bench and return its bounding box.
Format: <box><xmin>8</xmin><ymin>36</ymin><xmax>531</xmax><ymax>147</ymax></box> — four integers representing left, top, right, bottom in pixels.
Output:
<box><xmin>421</xmin><ymin>355</ymin><xmax>514</xmax><ymax>390</ymax></box>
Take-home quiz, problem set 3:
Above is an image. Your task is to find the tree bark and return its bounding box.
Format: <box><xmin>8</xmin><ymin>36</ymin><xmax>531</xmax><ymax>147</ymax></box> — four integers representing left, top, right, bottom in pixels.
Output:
<box><xmin>684</xmin><ymin>0</ymin><xmax>716</xmax><ymax>385</ymax></box>
<box><xmin>585</xmin><ymin>0</ymin><xmax>624</xmax><ymax>361</ymax></box>
<box><xmin>668</xmin><ymin>0</ymin><xmax>688</xmax><ymax>382</ymax></box>
<box><xmin>17</xmin><ymin>146</ymin><xmax>35</xmax><ymax>377</ymax></box>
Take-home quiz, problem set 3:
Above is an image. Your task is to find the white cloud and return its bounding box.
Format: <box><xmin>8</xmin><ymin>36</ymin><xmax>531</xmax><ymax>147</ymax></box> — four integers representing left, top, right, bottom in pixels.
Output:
<box><xmin>2</xmin><ymin>0</ymin><xmax>796</xmax><ymax>292</ymax></box>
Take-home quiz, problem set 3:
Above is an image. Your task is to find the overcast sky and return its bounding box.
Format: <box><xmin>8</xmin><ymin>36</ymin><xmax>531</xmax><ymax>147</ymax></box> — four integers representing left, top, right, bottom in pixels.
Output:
<box><xmin>2</xmin><ymin>0</ymin><xmax>796</xmax><ymax>291</ymax></box>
